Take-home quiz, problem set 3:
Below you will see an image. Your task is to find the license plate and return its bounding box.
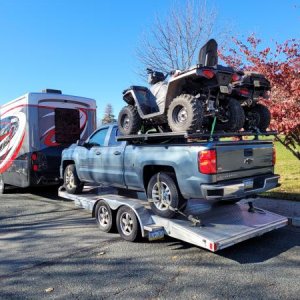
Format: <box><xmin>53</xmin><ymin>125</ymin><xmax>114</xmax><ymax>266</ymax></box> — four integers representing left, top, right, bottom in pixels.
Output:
<box><xmin>244</xmin><ymin>179</ymin><xmax>254</xmax><ymax>190</ymax></box>
<box><xmin>254</xmin><ymin>80</ymin><xmax>260</xmax><ymax>87</ymax></box>
<box><xmin>148</xmin><ymin>229</ymin><xmax>165</xmax><ymax>241</ymax></box>
<box><xmin>220</xmin><ymin>86</ymin><xmax>229</xmax><ymax>93</ymax></box>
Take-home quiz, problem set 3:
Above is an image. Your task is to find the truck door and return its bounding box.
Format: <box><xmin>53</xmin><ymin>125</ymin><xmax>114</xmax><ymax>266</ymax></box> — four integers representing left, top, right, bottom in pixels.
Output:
<box><xmin>99</xmin><ymin>126</ymin><xmax>125</xmax><ymax>187</ymax></box>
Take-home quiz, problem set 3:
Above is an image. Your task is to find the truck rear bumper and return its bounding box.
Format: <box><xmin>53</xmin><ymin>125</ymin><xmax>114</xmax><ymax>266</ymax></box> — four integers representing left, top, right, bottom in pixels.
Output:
<box><xmin>201</xmin><ymin>174</ymin><xmax>280</xmax><ymax>200</ymax></box>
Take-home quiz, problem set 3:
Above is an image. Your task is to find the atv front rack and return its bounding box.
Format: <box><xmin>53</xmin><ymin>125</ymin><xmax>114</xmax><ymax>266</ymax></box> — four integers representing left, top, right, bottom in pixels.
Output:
<box><xmin>116</xmin><ymin>130</ymin><xmax>277</xmax><ymax>143</ymax></box>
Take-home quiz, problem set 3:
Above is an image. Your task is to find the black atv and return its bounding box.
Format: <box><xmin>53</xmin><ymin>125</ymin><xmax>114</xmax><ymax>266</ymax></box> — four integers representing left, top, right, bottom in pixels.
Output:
<box><xmin>118</xmin><ymin>39</ymin><xmax>245</xmax><ymax>135</ymax></box>
<box><xmin>231</xmin><ymin>71</ymin><xmax>271</xmax><ymax>131</ymax></box>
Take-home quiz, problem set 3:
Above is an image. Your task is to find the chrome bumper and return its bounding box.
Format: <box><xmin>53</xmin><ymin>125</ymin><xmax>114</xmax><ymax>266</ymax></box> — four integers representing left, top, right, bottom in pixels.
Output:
<box><xmin>201</xmin><ymin>175</ymin><xmax>280</xmax><ymax>200</ymax></box>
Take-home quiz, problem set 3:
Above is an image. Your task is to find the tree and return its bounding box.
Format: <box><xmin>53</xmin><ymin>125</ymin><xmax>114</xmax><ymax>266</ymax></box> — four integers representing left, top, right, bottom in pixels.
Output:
<box><xmin>101</xmin><ymin>104</ymin><xmax>116</xmax><ymax>125</ymax></box>
<box><xmin>136</xmin><ymin>0</ymin><xmax>221</xmax><ymax>74</ymax></box>
<box><xmin>220</xmin><ymin>35</ymin><xmax>300</xmax><ymax>159</ymax></box>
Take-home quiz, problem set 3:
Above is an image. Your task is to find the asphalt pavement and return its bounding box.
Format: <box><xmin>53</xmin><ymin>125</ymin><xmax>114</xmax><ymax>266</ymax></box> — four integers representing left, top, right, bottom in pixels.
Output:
<box><xmin>0</xmin><ymin>187</ymin><xmax>299</xmax><ymax>299</ymax></box>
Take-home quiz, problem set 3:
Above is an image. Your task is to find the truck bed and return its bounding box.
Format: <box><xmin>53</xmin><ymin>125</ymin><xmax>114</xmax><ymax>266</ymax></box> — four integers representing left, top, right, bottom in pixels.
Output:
<box><xmin>58</xmin><ymin>186</ymin><xmax>287</xmax><ymax>252</ymax></box>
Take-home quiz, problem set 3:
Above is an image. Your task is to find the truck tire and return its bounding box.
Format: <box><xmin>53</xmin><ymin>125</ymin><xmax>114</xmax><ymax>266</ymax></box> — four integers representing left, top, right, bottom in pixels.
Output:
<box><xmin>147</xmin><ymin>172</ymin><xmax>185</xmax><ymax>219</ymax></box>
<box><xmin>244</xmin><ymin>103</ymin><xmax>271</xmax><ymax>131</ymax></box>
<box><xmin>0</xmin><ymin>174</ymin><xmax>6</xmax><ymax>194</ymax></box>
<box><xmin>167</xmin><ymin>94</ymin><xmax>203</xmax><ymax>132</ymax></box>
<box><xmin>118</xmin><ymin>105</ymin><xmax>142</xmax><ymax>135</ymax></box>
<box><xmin>64</xmin><ymin>164</ymin><xmax>84</xmax><ymax>194</ymax></box>
<box><xmin>215</xmin><ymin>98</ymin><xmax>245</xmax><ymax>131</ymax></box>
<box><xmin>116</xmin><ymin>206</ymin><xmax>141</xmax><ymax>242</ymax></box>
<box><xmin>95</xmin><ymin>200</ymin><xmax>115</xmax><ymax>233</ymax></box>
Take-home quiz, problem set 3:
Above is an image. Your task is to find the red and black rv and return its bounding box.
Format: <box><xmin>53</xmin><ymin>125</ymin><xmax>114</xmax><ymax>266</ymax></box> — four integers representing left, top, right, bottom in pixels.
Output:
<box><xmin>0</xmin><ymin>89</ymin><xmax>96</xmax><ymax>193</ymax></box>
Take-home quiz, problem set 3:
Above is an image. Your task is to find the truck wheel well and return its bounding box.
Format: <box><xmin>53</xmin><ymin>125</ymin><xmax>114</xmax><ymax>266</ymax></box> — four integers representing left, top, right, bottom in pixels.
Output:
<box><xmin>143</xmin><ymin>165</ymin><xmax>177</xmax><ymax>190</ymax></box>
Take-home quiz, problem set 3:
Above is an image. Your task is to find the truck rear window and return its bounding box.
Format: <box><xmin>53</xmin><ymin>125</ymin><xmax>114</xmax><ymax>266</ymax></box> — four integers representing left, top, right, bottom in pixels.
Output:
<box><xmin>55</xmin><ymin>108</ymin><xmax>80</xmax><ymax>144</ymax></box>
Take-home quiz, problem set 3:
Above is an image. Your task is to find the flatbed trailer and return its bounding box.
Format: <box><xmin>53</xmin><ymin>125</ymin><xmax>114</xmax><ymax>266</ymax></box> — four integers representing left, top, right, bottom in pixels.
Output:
<box><xmin>58</xmin><ymin>186</ymin><xmax>288</xmax><ymax>252</ymax></box>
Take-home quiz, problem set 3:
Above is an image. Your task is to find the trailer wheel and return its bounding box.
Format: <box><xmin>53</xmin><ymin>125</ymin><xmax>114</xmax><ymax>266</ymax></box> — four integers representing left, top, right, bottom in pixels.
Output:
<box><xmin>0</xmin><ymin>174</ymin><xmax>6</xmax><ymax>194</ymax></box>
<box><xmin>64</xmin><ymin>164</ymin><xmax>84</xmax><ymax>194</ymax></box>
<box><xmin>147</xmin><ymin>172</ymin><xmax>184</xmax><ymax>219</ymax></box>
<box><xmin>95</xmin><ymin>200</ymin><xmax>115</xmax><ymax>233</ymax></box>
<box><xmin>116</xmin><ymin>206</ymin><xmax>141</xmax><ymax>242</ymax></box>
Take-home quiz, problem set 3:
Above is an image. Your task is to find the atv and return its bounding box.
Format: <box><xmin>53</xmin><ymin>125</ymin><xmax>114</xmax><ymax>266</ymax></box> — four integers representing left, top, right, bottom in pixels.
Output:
<box><xmin>231</xmin><ymin>71</ymin><xmax>271</xmax><ymax>131</ymax></box>
<box><xmin>118</xmin><ymin>39</ymin><xmax>245</xmax><ymax>135</ymax></box>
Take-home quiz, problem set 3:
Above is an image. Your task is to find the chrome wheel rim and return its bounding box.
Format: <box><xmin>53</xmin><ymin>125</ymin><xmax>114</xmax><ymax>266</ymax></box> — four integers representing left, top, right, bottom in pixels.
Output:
<box><xmin>120</xmin><ymin>212</ymin><xmax>134</xmax><ymax>236</ymax></box>
<box><xmin>65</xmin><ymin>167</ymin><xmax>75</xmax><ymax>190</ymax></box>
<box><xmin>151</xmin><ymin>181</ymin><xmax>171</xmax><ymax>211</ymax></box>
<box><xmin>173</xmin><ymin>105</ymin><xmax>188</xmax><ymax>124</ymax></box>
<box><xmin>98</xmin><ymin>206</ymin><xmax>110</xmax><ymax>228</ymax></box>
<box><xmin>122</xmin><ymin>115</ymin><xmax>130</xmax><ymax>130</ymax></box>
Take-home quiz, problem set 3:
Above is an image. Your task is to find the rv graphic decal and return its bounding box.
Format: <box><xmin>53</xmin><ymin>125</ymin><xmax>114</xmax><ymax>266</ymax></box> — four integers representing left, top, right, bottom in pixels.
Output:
<box><xmin>0</xmin><ymin>111</ymin><xmax>26</xmax><ymax>173</ymax></box>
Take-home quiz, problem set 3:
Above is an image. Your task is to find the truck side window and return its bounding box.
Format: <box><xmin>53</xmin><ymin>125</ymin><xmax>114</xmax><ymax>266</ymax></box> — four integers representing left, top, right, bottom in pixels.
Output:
<box><xmin>89</xmin><ymin>128</ymin><xmax>108</xmax><ymax>146</ymax></box>
<box><xmin>108</xmin><ymin>127</ymin><xmax>122</xmax><ymax>146</ymax></box>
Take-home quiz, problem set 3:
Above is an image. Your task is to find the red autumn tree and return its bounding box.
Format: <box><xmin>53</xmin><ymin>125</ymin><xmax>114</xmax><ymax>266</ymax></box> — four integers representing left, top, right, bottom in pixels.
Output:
<box><xmin>220</xmin><ymin>35</ymin><xmax>300</xmax><ymax>159</ymax></box>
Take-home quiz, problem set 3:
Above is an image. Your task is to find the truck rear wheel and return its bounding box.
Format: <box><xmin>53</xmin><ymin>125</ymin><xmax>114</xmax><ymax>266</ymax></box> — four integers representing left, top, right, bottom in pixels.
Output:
<box><xmin>116</xmin><ymin>206</ymin><xmax>141</xmax><ymax>242</ymax></box>
<box><xmin>167</xmin><ymin>94</ymin><xmax>203</xmax><ymax>132</ymax></box>
<box><xmin>118</xmin><ymin>105</ymin><xmax>142</xmax><ymax>135</ymax></box>
<box><xmin>147</xmin><ymin>172</ymin><xmax>185</xmax><ymax>219</ymax></box>
<box><xmin>95</xmin><ymin>200</ymin><xmax>115</xmax><ymax>233</ymax></box>
<box><xmin>64</xmin><ymin>164</ymin><xmax>84</xmax><ymax>194</ymax></box>
<box><xmin>0</xmin><ymin>174</ymin><xmax>6</xmax><ymax>194</ymax></box>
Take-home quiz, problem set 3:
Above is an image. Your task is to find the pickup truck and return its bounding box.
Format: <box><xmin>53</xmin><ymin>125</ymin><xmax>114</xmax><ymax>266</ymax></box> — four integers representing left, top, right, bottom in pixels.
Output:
<box><xmin>60</xmin><ymin>124</ymin><xmax>279</xmax><ymax>218</ymax></box>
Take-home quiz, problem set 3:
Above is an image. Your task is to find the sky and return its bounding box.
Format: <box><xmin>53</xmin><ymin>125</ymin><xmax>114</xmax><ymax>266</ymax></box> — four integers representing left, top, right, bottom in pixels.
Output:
<box><xmin>0</xmin><ymin>0</ymin><xmax>299</xmax><ymax>120</ymax></box>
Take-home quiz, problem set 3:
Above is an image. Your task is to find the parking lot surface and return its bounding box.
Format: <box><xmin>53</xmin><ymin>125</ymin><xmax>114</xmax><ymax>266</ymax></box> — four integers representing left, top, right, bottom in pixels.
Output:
<box><xmin>0</xmin><ymin>188</ymin><xmax>299</xmax><ymax>299</ymax></box>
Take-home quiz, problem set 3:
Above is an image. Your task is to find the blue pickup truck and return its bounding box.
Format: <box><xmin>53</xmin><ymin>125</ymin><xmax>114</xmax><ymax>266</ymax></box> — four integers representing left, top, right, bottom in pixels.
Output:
<box><xmin>60</xmin><ymin>124</ymin><xmax>279</xmax><ymax>218</ymax></box>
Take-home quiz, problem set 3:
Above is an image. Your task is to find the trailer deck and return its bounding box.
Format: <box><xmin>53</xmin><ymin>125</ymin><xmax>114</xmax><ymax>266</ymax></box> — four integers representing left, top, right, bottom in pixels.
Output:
<box><xmin>58</xmin><ymin>186</ymin><xmax>288</xmax><ymax>252</ymax></box>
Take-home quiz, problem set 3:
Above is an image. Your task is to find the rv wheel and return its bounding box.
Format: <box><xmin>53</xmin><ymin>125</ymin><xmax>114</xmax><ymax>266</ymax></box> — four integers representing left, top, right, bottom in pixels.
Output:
<box><xmin>147</xmin><ymin>172</ymin><xmax>185</xmax><ymax>219</ymax></box>
<box><xmin>215</xmin><ymin>98</ymin><xmax>245</xmax><ymax>131</ymax></box>
<box><xmin>118</xmin><ymin>105</ymin><xmax>142</xmax><ymax>135</ymax></box>
<box><xmin>116</xmin><ymin>206</ymin><xmax>141</xmax><ymax>242</ymax></box>
<box><xmin>244</xmin><ymin>104</ymin><xmax>271</xmax><ymax>131</ymax></box>
<box><xmin>0</xmin><ymin>174</ymin><xmax>6</xmax><ymax>194</ymax></box>
<box><xmin>64</xmin><ymin>164</ymin><xmax>84</xmax><ymax>194</ymax></box>
<box><xmin>95</xmin><ymin>200</ymin><xmax>115</xmax><ymax>233</ymax></box>
<box><xmin>167</xmin><ymin>94</ymin><xmax>203</xmax><ymax>132</ymax></box>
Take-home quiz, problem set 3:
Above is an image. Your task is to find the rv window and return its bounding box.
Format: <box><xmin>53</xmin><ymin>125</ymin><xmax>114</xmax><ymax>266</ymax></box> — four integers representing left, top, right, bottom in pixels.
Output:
<box><xmin>55</xmin><ymin>108</ymin><xmax>80</xmax><ymax>144</ymax></box>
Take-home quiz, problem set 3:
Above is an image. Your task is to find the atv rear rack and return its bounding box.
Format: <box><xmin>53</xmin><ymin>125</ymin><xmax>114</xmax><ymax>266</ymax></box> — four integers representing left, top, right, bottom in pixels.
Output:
<box><xmin>116</xmin><ymin>130</ymin><xmax>277</xmax><ymax>143</ymax></box>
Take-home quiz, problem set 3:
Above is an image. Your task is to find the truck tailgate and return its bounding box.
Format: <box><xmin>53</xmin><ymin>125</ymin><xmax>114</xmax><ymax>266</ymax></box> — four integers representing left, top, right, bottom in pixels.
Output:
<box><xmin>216</xmin><ymin>142</ymin><xmax>273</xmax><ymax>179</ymax></box>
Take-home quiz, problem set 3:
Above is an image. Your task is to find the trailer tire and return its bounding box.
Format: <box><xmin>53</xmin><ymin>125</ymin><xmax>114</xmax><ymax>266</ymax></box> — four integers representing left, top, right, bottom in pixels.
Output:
<box><xmin>147</xmin><ymin>172</ymin><xmax>184</xmax><ymax>219</ymax></box>
<box><xmin>0</xmin><ymin>174</ymin><xmax>6</xmax><ymax>194</ymax></box>
<box><xmin>64</xmin><ymin>164</ymin><xmax>84</xmax><ymax>194</ymax></box>
<box><xmin>95</xmin><ymin>200</ymin><xmax>115</xmax><ymax>233</ymax></box>
<box><xmin>116</xmin><ymin>206</ymin><xmax>141</xmax><ymax>242</ymax></box>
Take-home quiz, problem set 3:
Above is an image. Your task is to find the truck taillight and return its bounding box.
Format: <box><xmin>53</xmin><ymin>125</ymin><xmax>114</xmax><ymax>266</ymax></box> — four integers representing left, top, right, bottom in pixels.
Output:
<box><xmin>272</xmin><ymin>147</ymin><xmax>276</xmax><ymax>165</ymax></box>
<box><xmin>198</xmin><ymin>150</ymin><xmax>217</xmax><ymax>174</ymax></box>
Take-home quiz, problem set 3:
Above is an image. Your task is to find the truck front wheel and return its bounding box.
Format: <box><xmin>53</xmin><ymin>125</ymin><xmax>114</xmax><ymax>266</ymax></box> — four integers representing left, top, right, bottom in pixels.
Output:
<box><xmin>64</xmin><ymin>164</ymin><xmax>84</xmax><ymax>194</ymax></box>
<box><xmin>147</xmin><ymin>172</ymin><xmax>185</xmax><ymax>218</ymax></box>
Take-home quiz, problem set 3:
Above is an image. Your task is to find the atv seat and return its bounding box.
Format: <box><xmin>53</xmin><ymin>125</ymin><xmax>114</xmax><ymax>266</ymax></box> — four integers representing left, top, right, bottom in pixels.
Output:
<box><xmin>130</xmin><ymin>86</ymin><xmax>160</xmax><ymax>116</ymax></box>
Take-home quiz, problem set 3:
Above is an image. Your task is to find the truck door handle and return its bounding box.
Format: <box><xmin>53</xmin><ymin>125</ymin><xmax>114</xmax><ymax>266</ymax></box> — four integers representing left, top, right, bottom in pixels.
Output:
<box><xmin>113</xmin><ymin>151</ymin><xmax>121</xmax><ymax>155</ymax></box>
<box><xmin>95</xmin><ymin>151</ymin><xmax>101</xmax><ymax>155</ymax></box>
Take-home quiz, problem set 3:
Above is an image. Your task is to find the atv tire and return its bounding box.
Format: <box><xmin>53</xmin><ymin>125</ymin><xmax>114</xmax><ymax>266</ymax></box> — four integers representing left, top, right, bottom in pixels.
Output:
<box><xmin>118</xmin><ymin>105</ymin><xmax>142</xmax><ymax>135</ymax></box>
<box><xmin>167</xmin><ymin>94</ymin><xmax>203</xmax><ymax>132</ymax></box>
<box><xmin>244</xmin><ymin>103</ymin><xmax>271</xmax><ymax>131</ymax></box>
<box><xmin>215</xmin><ymin>98</ymin><xmax>245</xmax><ymax>131</ymax></box>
